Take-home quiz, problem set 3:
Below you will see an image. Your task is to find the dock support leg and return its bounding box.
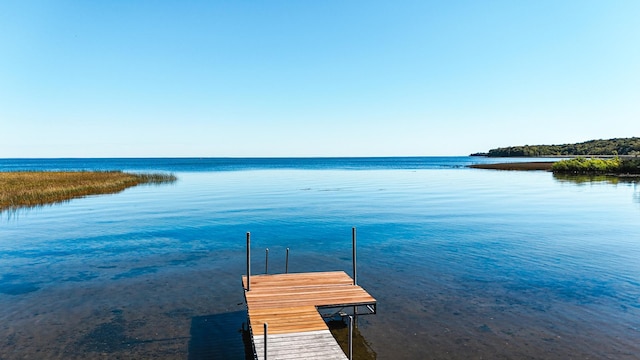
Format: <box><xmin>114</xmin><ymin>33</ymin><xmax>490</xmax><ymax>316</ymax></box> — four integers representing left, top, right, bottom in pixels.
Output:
<box><xmin>264</xmin><ymin>323</ymin><xmax>268</xmax><ymax>360</ymax></box>
<box><xmin>354</xmin><ymin>305</ymin><xmax>358</xmax><ymax>328</ymax></box>
<box><xmin>348</xmin><ymin>315</ymin><xmax>353</xmax><ymax>360</ymax></box>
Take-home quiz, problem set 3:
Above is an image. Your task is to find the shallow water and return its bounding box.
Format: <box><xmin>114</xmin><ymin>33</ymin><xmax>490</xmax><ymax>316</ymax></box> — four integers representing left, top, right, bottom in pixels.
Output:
<box><xmin>1</xmin><ymin>158</ymin><xmax>639</xmax><ymax>359</ymax></box>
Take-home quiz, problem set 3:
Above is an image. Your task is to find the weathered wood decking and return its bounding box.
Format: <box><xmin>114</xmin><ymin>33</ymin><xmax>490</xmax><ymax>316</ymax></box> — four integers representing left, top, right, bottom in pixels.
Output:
<box><xmin>242</xmin><ymin>271</ymin><xmax>376</xmax><ymax>360</ymax></box>
<box><xmin>252</xmin><ymin>330</ymin><xmax>348</xmax><ymax>360</ymax></box>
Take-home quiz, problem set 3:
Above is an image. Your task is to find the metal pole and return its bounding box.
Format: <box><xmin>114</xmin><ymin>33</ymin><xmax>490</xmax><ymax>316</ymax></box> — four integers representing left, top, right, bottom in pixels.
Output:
<box><xmin>285</xmin><ymin>247</ymin><xmax>289</xmax><ymax>274</ymax></box>
<box><xmin>348</xmin><ymin>315</ymin><xmax>353</xmax><ymax>360</ymax></box>
<box><xmin>265</xmin><ymin>248</ymin><xmax>269</xmax><ymax>274</ymax></box>
<box><xmin>264</xmin><ymin>322</ymin><xmax>268</xmax><ymax>360</ymax></box>
<box><xmin>246</xmin><ymin>232</ymin><xmax>251</xmax><ymax>291</ymax></box>
<box><xmin>352</xmin><ymin>227</ymin><xmax>357</xmax><ymax>286</ymax></box>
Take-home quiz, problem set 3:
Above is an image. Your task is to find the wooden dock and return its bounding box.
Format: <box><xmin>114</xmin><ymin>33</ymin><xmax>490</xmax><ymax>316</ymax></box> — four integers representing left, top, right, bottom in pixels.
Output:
<box><xmin>242</xmin><ymin>271</ymin><xmax>376</xmax><ymax>360</ymax></box>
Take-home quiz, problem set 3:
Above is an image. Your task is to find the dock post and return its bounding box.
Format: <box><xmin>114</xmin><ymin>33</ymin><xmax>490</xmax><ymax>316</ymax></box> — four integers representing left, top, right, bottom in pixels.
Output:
<box><xmin>246</xmin><ymin>232</ymin><xmax>251</xmax><ymax>291</ymax></box>
<box><xmin>265</xmin><ymin>248</ymin><xmax>269</xmax><ymax>274</ymax></box>
<box><xmin>352</xmin><ymin>227</ymin><xmax>357</xmax><ymax>286</ymax></box>
<box><xmin>348</xmin><ymin>315</ymin><xmax>354</xmax><ymax>360</ymax></box>
<box><xmin>264</xmin><ymin>322</ymin><xmax>268</xmax><ymax>360</ymax></box>
<box><xmin>285</xmin><ymin>247</ymin><xmax>289</xmax><ymax>274</ymax></box>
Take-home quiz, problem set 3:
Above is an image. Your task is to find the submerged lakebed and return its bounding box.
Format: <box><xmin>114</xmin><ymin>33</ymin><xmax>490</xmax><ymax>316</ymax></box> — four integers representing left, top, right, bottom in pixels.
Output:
<box><xmin>1</xmin><ymin>157</ymin><xmax>639</xmax><ymax>359</ymax></box>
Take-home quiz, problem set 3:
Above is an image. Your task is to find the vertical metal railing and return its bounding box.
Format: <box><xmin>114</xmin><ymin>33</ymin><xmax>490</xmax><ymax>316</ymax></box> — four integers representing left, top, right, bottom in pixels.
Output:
<box><xmin>285</xmin><ymin>247</ymin><xmax>289</xmax><ymax>273</ymax></box>
<box><xmin>265</xmin><ymin>248</ymin><xmax>269</xmax><ymax>274</ymax></box>
<box><xmin>352</xmin><ymin>227</ymin><xmax>357</xmax><ymax>286</ymax></box>
<box><xmin>246</xmin><ymin>232</ymin><xmax>251</xmax><ymax>291</ymax></box>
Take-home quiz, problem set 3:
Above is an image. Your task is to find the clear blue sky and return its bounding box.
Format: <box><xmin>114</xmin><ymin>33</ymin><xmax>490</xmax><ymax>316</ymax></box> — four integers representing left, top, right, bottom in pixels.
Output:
<box><xmin>1</xmin><ymin>1</ymin><xmax>639</xmax><ymax>157</ymax></box>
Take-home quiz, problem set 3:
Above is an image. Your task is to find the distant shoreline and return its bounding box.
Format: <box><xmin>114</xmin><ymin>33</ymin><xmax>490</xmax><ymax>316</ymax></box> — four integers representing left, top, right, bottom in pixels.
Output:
<box><xmin>468</xmin><ymin>162</ymin><xmax>555</xmax><ymax>171</ymax></box>
<box><xmin>471</xmin><ymin>137</ymin><xmax>640</xmax><ymax>158</ymax></box>
<box><xmin>471</xmin><ymin>154</ymin><xmax>636</xmax><ymax>159</ymax></box>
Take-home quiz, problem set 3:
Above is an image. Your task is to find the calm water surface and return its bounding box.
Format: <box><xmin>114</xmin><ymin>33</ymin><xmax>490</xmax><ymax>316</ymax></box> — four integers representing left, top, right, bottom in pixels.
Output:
<box><xmin>1</xmin><ymin>158</ymin><xmax>639</xmax><ymax>359</ymax></box>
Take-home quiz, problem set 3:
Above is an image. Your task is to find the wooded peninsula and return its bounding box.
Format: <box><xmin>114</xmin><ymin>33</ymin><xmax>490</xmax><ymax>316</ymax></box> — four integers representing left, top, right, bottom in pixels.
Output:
<box><xmin>472</xmin><ymin>137</ymin><xmax>640</xmax><ymax>157</ymax></box>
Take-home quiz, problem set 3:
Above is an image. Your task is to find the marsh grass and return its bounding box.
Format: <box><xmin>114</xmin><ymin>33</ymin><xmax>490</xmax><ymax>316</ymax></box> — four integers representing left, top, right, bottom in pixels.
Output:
<box><xmin>0</xmin><ymin>171</ymin><xmax>177</xmax><ymax>212</ymax></box>
<box><xmin>551</xmin><ymin>157</ymin><xmax>640</xmax><ymax>175</ymax></box>
<box><xmin>551</xmin><ymin>157</ymin><xmax>622</xmax><ymax>174</ymax></box>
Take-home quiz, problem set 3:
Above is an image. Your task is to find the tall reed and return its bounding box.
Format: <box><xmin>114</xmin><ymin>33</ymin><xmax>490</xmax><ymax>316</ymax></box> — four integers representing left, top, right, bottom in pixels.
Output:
<box><xmin>0</xmin><ymin>171</ymin><xmax>176</xmax><ymax>212</ymax></box>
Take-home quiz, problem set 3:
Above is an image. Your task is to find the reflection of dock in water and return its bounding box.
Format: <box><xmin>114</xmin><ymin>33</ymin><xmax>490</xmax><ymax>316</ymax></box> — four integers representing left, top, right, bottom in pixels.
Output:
<box><xmin>327</xmin><ymin>319</ymin><xmax>378</xmax><ymax>359</ymax></box>
<box><xmin>242</xmin><ymin>229</ymin><xmax>377</xmax><ymax>359</ymax></box>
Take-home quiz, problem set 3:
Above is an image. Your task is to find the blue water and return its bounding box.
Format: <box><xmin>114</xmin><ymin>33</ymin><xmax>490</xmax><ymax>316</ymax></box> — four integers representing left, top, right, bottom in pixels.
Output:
<box><xmin>0</xmin><ymin>156</ymin><xmax>551</xmax><ymax>172</ymax></box>
<box><xmin>1</xmin><ymin>157</ymin><xmax>639</xmax><ymax>359</ymax></box>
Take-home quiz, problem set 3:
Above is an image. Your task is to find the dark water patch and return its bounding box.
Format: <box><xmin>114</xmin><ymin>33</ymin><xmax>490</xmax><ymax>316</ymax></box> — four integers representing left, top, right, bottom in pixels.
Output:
<box><xmin>165</xmin><ymin>308</ymin><xmax>196</xmax><ymax>318</ymax></box>
<box><xmin>2</xmin><ymin>248</ymin><xmax>77</xmax><ymax>259</ymax></box>
<box><xmin>504</xmin><ymin>277</ymin><xmax>618</xmax><ymax>305</ymax></box>
<box><xmin>0</xmin><ymin>273</ymin><xmax>40</xmax><ymax>295</ymax></box>
<box><xmin>77</xmin><ymin>309</ymin><xmax>138</xmax><ymax>352</ymax></box>
<box><xmin>168</xmin><ymin>252</ymin><xmax>210</xmax><ymax>267</ymax></box>
<box><xmin>76</xmin><ymin>308</ymin><xmax>190</xmax><ymax>355</ymax></box>
<box><xmin>0</xmin><ymin>273</ymin><xmax>20</xmax><ymax>281</ymax></box>
<box><xmin>64</xmin><ymin>271</ymin><xmax>99</xmax><ymax>282</ymax></box>
<box><xmin>111</xmin><ymin>266</ymin><xmax>159</xmax><ymax>280</ymax></box>
<box><xmin>188</xmin><ymin>311</ymin><xmax>251</xmax><ymax>360</ymax></box>
<box><xmin>478</xmin><ymin>324</ymin><xmax>492</xmax><ymax>333</ymax></box>
<box><xmin>0</xmin><ymin>282</ymin><xmax>40</xmax><ymax>295</ymax></box>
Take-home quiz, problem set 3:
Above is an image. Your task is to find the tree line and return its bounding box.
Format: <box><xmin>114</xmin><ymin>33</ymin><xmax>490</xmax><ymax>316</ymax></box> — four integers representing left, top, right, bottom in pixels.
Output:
<box><xmin>477</xmin><ymin>137</ymin><xmax>640</xmax><ymax>157</ymax></box>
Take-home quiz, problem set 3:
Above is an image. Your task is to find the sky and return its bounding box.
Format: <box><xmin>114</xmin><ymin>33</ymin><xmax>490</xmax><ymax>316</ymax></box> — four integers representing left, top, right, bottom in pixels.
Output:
<box><xmin>1</xmin><ymin>0</ymin><xmax>639</xmax><ymax>157</ymax></box>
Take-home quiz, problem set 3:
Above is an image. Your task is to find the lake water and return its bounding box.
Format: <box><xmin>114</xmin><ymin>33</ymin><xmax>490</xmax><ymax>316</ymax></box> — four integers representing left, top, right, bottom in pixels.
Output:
<box><xmin>1</xmin><ymin>157</ymin><xmax>639</xmax><ymax>359</ymax></box>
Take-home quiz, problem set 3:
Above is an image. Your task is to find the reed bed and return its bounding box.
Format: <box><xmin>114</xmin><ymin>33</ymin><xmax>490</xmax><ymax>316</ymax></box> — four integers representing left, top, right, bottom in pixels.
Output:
<box><xmin>0</xmin><ymin>171</ymin><xmax>176</xmax><ymax>212</ymax></box>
